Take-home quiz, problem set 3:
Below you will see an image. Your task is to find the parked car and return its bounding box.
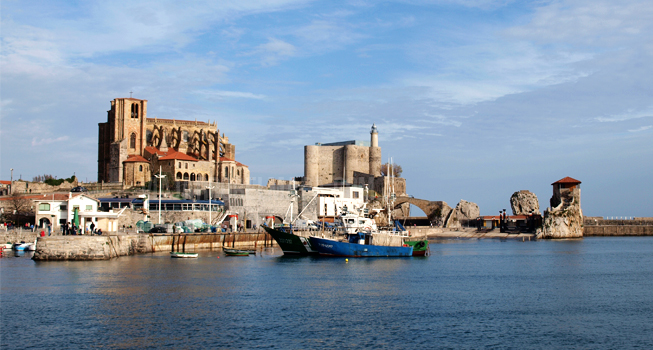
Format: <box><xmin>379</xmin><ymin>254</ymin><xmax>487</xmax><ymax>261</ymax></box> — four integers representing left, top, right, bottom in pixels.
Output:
<box><xmin>150</xmin><ymin>226</ymin><xmax>167</xmax><ymax>233</ymax></box>
<box><xmin>71</xmin><ymin>186</ymin><xmax>88</xmax><ymax>192</ymax></box>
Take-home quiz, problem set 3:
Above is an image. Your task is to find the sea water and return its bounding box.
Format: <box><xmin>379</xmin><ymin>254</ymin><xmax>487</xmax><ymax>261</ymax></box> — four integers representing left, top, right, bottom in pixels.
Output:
<box><xmin>2</xmin><ymin>237</ymin><xmax>653</xmax><ymax>349</ymax></box>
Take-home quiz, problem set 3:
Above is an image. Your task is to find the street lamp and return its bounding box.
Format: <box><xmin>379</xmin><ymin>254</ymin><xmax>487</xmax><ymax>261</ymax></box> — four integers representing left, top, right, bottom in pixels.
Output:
<box><xmin>206</xmin><ymin>177</ymin><xmax>214</xmax><ymax>229</ymax></box>
<box><xmin>154</xmin><ymin>166</ymin><xmax>166</xmax><ymax>224</ymax></box>
<box><xmin>10</xmin><ymin>168</ymin><xmax>13</xmax><ymax>195</ymax></box>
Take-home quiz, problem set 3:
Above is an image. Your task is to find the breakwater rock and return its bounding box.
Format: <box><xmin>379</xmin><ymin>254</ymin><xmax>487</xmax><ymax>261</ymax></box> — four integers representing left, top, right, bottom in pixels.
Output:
<box><xmin>510</xmin><ymin>190</ymin><xmax>540</xmax><ymax>215</ymax></box>
<box><xmin>539</xmin><ymin>188</ymin><xmax>583</xmax><ymax>239</ymax></box>
<box><xmin>444</xmin><ymin>200</ymin><xmax>479</xmax><ymax>228</ymax></box>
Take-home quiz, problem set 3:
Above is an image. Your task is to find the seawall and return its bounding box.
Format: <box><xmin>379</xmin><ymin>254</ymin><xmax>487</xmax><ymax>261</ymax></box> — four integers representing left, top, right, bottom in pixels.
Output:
<box><xmin>31</xmin><ymin>232</ymin><xmax>275</xmax><ymax>261</ymax></box>
<box><xmin>583</xmin><ymin>218</ymin><xmax>653</xmax><ymax>236</ymax></box>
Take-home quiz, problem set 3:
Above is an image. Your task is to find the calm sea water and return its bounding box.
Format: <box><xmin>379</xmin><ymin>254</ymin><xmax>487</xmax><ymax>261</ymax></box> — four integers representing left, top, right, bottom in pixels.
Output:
<box><xmin>2</xmin><ymin>237</ymin><xmax>653</xmax><ymax>349</ymax></box>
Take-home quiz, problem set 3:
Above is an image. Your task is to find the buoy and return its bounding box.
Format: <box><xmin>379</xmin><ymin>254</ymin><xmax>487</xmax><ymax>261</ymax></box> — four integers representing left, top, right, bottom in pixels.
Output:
<box><xmin>217</xmin><ymin>256</ymin><xmax>220</xmax><ymax>258</ymax></box>
<box><xmin>345</xmin><ymin>258</ymin><xmax>348</xmax><ymax>263</ymax></box>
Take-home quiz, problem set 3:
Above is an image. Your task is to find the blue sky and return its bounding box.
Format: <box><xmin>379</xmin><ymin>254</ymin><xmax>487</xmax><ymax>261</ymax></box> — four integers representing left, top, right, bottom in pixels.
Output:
<box><xmin>1</xmin><ymin>0</ymin><xmax>651</xmax><ymax>217</ymax></box>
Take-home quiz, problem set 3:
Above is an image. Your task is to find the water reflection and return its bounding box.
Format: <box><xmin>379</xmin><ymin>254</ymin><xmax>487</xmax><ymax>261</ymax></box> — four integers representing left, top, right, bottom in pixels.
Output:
<box><xmin>2</xmin><ymin>237</ymin><xmax>653</xmax><ymax>349</ymax></box>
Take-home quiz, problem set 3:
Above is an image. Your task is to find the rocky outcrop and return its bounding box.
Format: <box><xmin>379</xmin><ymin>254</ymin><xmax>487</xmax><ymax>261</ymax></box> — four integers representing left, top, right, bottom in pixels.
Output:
<box><xmin>539</xmin><ymin>188</ymin><xmax>583</xmax><ymax>239</ymax></box>
<box><xmin>444</xmin><ymin>200</ymin><xmax>480</xmax><ymax>228</ymax></box>
<box><xmin>510</xmin><ymin>190</ymin><xmax>541</xmax><ymax>215</ymax></box>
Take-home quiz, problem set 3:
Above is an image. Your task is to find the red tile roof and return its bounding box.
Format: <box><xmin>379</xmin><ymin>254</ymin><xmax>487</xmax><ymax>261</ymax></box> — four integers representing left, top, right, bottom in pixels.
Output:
<box><xmin>552</xmin><ymin>176</ymin><xmax>581</xmax><ymax>185</ymax></box>
<box><xmin>0</xmin><ymin>180</ymin><xmax>10</xmax><ymax>185</ymax></box>
<box><xmin>219</xmin><ymin>157</ymin><xmax>248</xmax><ymax>167</ymax></box>
<box><xmin>144</xmin><ymin>146</ymin><xmax>165</xmax><ymax>156</ymax></box>
<box><xmin>159</xmin><ymin>150</ymin><xmax>198</xmax><ymax>161</ymax></box>
<box><xmin>123</xmin><ymin>155</ymin><xmax>149</xmax><ymax>163</ymax></box>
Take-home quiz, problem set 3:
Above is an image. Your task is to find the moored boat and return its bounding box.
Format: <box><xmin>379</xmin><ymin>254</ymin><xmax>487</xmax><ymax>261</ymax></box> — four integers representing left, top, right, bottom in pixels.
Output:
<box><xmin>404</xmin><ymin>239</ymin><xmax>429</xmax><ymax>256</ymax></box>
<box><xmin>223</xmin><ymin>248</ymin><xmax>251</xmax><ymax>256</ymax></box>
<box><xmin>170</xmin><ymin>252</ymin><xmax>198</xmax><ymax>258</ymax></box>
<box><xmin>13</xmin><ymin>239</ymin><xmax>36</xmax><ymax>251</ymax></box>
<box><xmin>263</xmin><ymin>226</ymin><xmax>318</xmax><ymax>255</ymax></box>
<box><xmin>309</xmin><ymin>231</ymin><xmax>413</xmax><ymax>257</ymax></box>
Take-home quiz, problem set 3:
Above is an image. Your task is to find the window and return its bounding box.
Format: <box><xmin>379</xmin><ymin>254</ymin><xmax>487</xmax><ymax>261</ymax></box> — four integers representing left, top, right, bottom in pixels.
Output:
<box><xmin>183</xmin><ymin>173</ymin><xmax>189</xmax><ymax>180</ymax></box>
<box><xmin>139</xmin><ymin>165</ymin><xmax>143</xmax><ymax>172</ymax></box>
<box><xmin>130</xmin><ymin>133</ymin><xmax>136</xmax><ymax>149</ymax></box>
<box><xmin>86</xmin><ymin>205</ymin><xmax>93</xmax><ymax>211</ymax></box>
<box><xmin>60</xmin><ymin>204</ymin><xmax>67</xmax><ymax>211</ymax></box>
<box><xmin>131</xmin><ymin>103</ymin><xmax>139</xmax><ymax>118</ymax></box>
<box><xmin>353</xmin><ymin>191</ymin><xmax>359</xmax><ymax>198</ymax></box>
<box><xmin>39</xmin><ymin>203</ymin><xmax>50</xmax><ymax>211</ymax></box>
<box><xmin>176</xmin><ymin>172</ymin><xmax>182</xmax><ymax>180</ymax></box>
<box><xmin>178</xmin><ymin>162</ymin><xmax>181</xmax><ymax>168</ymax></box>
<box><xmin>185</xmin><ymin>163</ymin><xmax>188</xmax><ymax>169</ymax></box>
<box><xmin>204</xmin><ymin>174</ymin><xmax>209</xmax><ymax>181</ymax></box>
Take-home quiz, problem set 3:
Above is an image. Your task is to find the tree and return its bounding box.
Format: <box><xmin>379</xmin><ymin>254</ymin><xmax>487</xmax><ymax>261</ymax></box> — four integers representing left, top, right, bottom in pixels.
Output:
<box><xmin>380</xmin><ymin>163</ymin><xmax>403</xmax><ymax>177</ymax></box>
<box><xmin>2</xmin><ymin>194</ymin><xmax>34</xmax><ymax>225</ymax></box>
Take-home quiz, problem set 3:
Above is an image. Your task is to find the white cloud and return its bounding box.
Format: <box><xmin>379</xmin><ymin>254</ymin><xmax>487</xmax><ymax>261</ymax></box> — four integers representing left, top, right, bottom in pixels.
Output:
<box><xmin>506</xmin><ymin>0</ymin><xmax>653</xmax><ymax>47</ymax></box>
<box><xmin>596</xmin><ymin>107</ymin><xmax>653</xmax><ymax>122</ymax></box>
<box><xmin>31</xmin><ymin>136</ymin><xmax>70</xmax><ymax>147</ymax></box>
<box><xmin>196</xmin><ymin>90</ymin><xmax>267</xmax><ymax>100</ymax></box>
<box><xmin>628</xmin><ymin>125</ymin><xmax>652</xmax><ymax>132</ymax></box>
<box><xmin>254</xmin><ymin>38</ymin><xmax>297</xmax><ymax>66</ymax></box>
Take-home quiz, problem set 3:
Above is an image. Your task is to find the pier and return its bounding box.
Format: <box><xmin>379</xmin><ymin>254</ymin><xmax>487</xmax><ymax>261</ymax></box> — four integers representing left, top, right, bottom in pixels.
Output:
<box><xmin>28</xmin><ymin>231</ymin><xmax>275</xmax><ymax>261</ymax></box>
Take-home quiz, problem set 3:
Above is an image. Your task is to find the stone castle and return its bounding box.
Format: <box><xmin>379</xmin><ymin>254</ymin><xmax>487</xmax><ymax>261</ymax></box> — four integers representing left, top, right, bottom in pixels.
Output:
<box><xmin>303</xmin><ymin>124</ymin><xmax>406</xmax><ymax>198</ymax></box>
<box><xmin>98</xmin><ymin>98</ymin><xmax>249</xmax><ymax>187</ymax></box>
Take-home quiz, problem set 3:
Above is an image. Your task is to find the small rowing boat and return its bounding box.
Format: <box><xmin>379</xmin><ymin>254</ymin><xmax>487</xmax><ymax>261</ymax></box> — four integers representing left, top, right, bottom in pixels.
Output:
<box><xmin>170</xmin><ymin>252</ymin><xmax>198</xmax><ymax>258</ymax></box>
<box><xmin>223</xmin><ymin>248</ymin><xmax>251</xmax><ymax>256</ymax></box>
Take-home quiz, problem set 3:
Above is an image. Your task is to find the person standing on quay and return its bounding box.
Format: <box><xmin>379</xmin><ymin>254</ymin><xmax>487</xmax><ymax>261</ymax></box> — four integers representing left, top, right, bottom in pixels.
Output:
<box><xmin>90</xmin><ymin>222</ymin><xmax>95</xmax><ymax>234</ymax></box>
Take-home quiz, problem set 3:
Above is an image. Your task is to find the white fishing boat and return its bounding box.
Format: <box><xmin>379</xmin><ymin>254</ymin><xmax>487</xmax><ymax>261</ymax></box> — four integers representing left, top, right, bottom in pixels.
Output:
<box><xmin>13</xmin><ymin>239</ymin><xmax>36</xmax><ymax>251</ymax></box>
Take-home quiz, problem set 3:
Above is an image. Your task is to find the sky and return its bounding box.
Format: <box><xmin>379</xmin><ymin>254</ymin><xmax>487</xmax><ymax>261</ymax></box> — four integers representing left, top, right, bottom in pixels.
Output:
<box><xmin>1</xmin><ymin>0</ymin><xmax>651</xmax><ymax>217</ymax></box>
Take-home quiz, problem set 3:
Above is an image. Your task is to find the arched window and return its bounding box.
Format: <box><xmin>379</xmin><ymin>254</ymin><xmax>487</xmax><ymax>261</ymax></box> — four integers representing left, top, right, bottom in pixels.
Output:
<box><xmin>225</xmin><ymin>167</ymin><xmax>229</xmax><ymax>178</ymax></box>
<box><xmin>130</xmin><ymin>133</ymin><xmax>136</xmax><ymax>149</ymax></box>
<box><xmin>178</xmin><ymin>162</ymin><xmax>181</xmax><ymax>168</ymax></box>
<box><xmin>183</xmin><ymin>173</ymin><xmax>189</xmax><ymax>180</ymax></box>
<box><xmin>204</xmin><ymin>174</ymin><xmax>209</xmax><ymax>181</ymax></box>
<box><xmin>176</xmin><ymin>172</ymin><xmax>182</xmax><ymax>180</ymax></box>
<box><xmin>185</xmin><ymin>163</ymin><xmax>188</xmax><ymax>169</ymax></box>
<box><xmin>190</xmin><ymin>173</ymin><xmax>196</xmax><ymax>181</ymax></box>
<box><xmin>139</xmin><ymin>165</ymin><xmax>143</xmax><ymax>172</ymax></box>
<box><xmin>131</xmin><ymin>103</ymin><xmax>139</xmax><ymax>118</ymax></box>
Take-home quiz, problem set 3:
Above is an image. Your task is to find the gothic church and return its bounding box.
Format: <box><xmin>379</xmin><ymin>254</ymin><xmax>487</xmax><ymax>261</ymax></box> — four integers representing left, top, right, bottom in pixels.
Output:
<box><xmin>98</xmin><ymin>98</ymin><xmax>249</xmax><ymax>187</ymax></box>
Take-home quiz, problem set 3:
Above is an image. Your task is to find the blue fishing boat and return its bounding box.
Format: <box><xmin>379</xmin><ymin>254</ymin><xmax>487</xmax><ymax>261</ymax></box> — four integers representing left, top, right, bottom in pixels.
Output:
<box><xmin>309</xmin><ymin>232</ymin><xmax>413</xmax><ymax>257</ymax></box>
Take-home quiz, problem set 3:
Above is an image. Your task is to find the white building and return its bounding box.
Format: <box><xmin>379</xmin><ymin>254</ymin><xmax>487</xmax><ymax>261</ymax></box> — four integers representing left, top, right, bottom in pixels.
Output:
<box><xmin>34</xmin><ymin>193</ymin><xmax>124</xmax><ymax>233</ymax></box>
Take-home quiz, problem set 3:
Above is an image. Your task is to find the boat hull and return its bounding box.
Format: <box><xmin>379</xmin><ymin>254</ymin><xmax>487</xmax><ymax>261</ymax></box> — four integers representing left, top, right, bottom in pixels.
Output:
<box><xmin>263</xmin><ymin>226</ymin><xmax>317</xmax><ymax>255</ymax></box>
<box><xmin>308</xmin><ymin>236</ymin><xmax>413</xmax><ymax>257</ymax></box>
<box><xmin>405</xmin><ymin>240</ymin><xmax>429</xmax><ymax>256</ymax></box>
<box><xmin>223</xmin><ymin>248</ymin><xmax>250</xmax><ymax>256</ymax></box>
<box><xmin>170</xmin><ymin>252</ymin><xmax>198</xmax><ymax>258</ymax></box>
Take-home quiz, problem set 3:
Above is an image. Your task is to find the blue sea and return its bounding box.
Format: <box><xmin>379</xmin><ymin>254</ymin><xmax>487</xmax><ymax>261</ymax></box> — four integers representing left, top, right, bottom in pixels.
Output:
<box><xmin>2</xmin><ymin>237</ymin><xmax>653</xmax><ymax>349</ymax></box>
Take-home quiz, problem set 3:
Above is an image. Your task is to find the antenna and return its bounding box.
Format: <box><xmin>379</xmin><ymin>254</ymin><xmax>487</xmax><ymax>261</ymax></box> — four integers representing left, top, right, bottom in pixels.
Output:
<box><xmin>129</xmin><ymin>91</ymin><xmax>133</xmax><ymax>98</ymax></box>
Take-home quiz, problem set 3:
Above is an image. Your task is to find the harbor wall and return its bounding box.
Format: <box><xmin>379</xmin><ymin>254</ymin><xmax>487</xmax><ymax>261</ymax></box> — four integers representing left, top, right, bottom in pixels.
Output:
<box><xmin>583</xmin><ymin>218</ymin><xmax>653</xmax><ymax>236</ymax></box>
<box><xmin>0</xmin><ymin>230</ymin><xmax>40</xmax><ymax>245</ymax></box>
<box><xmin>30</xmin><ymin>232</ymin><xmax>275</xmax><ymax>261</ymax></box>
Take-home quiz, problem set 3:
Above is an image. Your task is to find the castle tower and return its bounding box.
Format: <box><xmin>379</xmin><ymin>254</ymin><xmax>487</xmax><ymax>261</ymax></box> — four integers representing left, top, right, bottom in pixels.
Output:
<box><xmin>304</xmin><ymin>145</ymin><xmax>319</xmax><ymax>187</ymax></box>
<box><xmin>369</xmin><ymin>124</ymin><xmax>381</xmax><ymax>176</ymax></box>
